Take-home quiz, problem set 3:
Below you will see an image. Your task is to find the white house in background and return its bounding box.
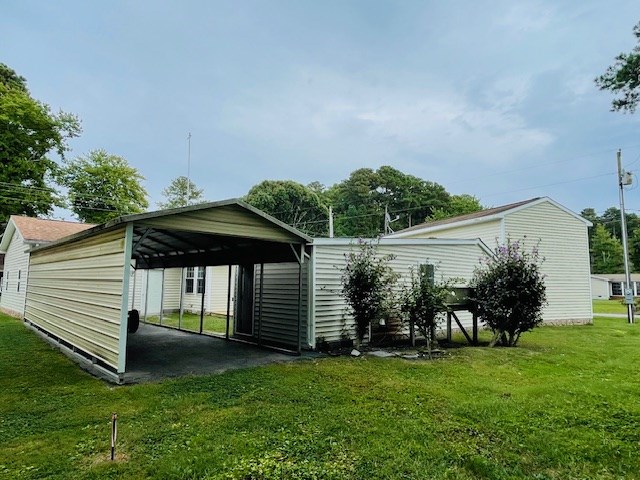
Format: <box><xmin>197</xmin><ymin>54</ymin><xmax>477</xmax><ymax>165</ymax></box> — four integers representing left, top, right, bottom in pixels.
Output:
<box><xmin>590</xmin><ymin>273</ymin><xmax>640</xmax><ymax>299</ymax></box>
<box><xmin>387</xmin><ymin>197</ymin><xmax>594</xmax><ymax>325</ymax></box>
<box><xmin>0</xmin><ymin>216</ymin><xmax>94</xmax><ymax>317</ymax></box>
<box><xmin>128</xmin><ymin>265</ymin><xmax>237</xmax><ymax>318</ymax></box>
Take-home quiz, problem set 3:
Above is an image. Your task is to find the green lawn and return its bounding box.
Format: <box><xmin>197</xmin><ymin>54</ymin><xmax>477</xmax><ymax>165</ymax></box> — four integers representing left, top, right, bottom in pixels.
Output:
<box><xmin>1</xmin><ymin>314</ymin><xmax>640</xmax><ymax>479</ymax></box>
<box><xmin>146</xmin><ymin>311</ymin><xmax>230</xmax><ymax>335</ymax></box>
<box><xmin>593</xmin><ymin>299</ymin><xmax>628</xmax><ymax>314</ymax></box>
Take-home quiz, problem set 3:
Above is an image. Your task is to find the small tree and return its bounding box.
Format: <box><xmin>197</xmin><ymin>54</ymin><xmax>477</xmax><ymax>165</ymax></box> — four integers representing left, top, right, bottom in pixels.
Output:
<box><xmin>341</xmin><ymin>241</ymin><xmax>398</xmax><ymax>346</ymax></box>
<box><xmin>157</xmin><ymin>176</ymin><xmax>205</xmax><ymax>209</ymax></box>
<box><xmin>471</xmin><ymin>239</ymin><xmax>546</xmax><ymax>347</ymax></box>
<box><xmin>401</xmin><ymin>266</ymin><xmax>456</xmax><ymax>357</ymax></box>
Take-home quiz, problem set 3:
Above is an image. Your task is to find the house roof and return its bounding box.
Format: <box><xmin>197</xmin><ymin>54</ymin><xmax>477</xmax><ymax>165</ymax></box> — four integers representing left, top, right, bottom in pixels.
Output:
<box><xmin>591</xmin><ymin>273</ymin><xmax>640</xmax><ymax>282</ymax></box>
<box><xmin>0</xmin><ymin>216</ymin><xmax>94</xmax><ymax>253</ymax></box>
<box><xmin>387</xmin><ymin>197</ymin><xmax>592</xmax><ymax>238</ymax></box>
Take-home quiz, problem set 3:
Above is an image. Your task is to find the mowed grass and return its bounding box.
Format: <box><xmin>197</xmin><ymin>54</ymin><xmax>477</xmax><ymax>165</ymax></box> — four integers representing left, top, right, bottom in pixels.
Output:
<box><xmin>593</xmin><ymin>299</ymin><xmax>628</xmax><ymax>314</ymax></box>
<box><xmin>1</xmin><ymin>314</ymin><xmax>640</xmax><ymax>479</ymax></box>
<box><xmin>146</xmin><ymin>312</ymin><xmax>229</xmax><ymax>335</ymax></box>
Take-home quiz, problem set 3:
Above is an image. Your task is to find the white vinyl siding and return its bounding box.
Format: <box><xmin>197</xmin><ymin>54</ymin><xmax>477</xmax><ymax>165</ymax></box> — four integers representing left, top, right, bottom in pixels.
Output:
<box><xmin>410</xmin><ymin>220</ymin><xmax>501</xmax><ymax>246</ymax></box>
<box><xmin>24</xmin><ymin>227</ymin><xmax>127</xmax><ymax>370</ymax></box>
<box><xmin>209</xmin><ymin>265</ymin><xmax>236</xmax><ymax>315</ymax></box>
<box><xmin>254</xmin><ymin>263</ymin><xmax>308</xmax><ymax>349</ymax></box>
<box><xmin>590</xmin><ymin>276</ymin><xmax>610</xmax><ymax>299</ymax></box>
<box><xmin>504</xmin><ymin>201</ymin><xmax>592</xmax><ymax>323</ymax></box>
<box><xmin>0</xmin><ymin>230</ymin><xmax>30</xmax><ymax>317</ymax></box>
<box><xmin>312</xmin><ymin>241</ymin><xmax>486</xmax><ymax>345</ymax></box>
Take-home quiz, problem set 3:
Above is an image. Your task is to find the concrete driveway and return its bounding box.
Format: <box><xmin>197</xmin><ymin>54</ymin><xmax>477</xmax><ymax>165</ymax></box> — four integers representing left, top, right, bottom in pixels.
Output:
<box><xmin>125</xmin><ymin>322</ymin><xmax>314</xmax><ymax>383</ymax></box>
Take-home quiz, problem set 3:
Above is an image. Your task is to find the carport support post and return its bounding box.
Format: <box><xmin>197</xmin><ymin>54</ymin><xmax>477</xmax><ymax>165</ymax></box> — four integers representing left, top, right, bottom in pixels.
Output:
<box><xmin>225</xmin><ymin>265</ymin><xmax>232</xmax><ymax>340</ymax></box>
<box><xmin>117</xmin><ymin>223</ymin><xmax>134</xmax><ymax>375</ymax></box>
<box><xmin>179</xmin><ymin>267</ymin><xmax>185</xmax><ymax>329</ymax></box>
<box><xmin>143</xmin><ymin>269</ymin><xmax>150</xmax><ymax>323</ymax></box>
<box><xmin>159</xmin><ymin>268</ymin><xmax>165</xmax><ymax>325</ymax></box>
<box><xmin>199</xmin><ymin>266</ymin><xmax>206</xmax><ymax>334</ymax></box>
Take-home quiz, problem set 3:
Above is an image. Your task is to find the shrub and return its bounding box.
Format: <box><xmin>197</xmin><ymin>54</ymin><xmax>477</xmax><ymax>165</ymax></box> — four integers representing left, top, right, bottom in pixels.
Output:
<box><xmin>471</xmin><ymin>238</ymin><xmax>546</xmax><ymax>347</ymax></box>
<box><xmin>341</xmin><ymin>241</ymin><xmax>399</xmax><ymax>345</ymax></box>
<box><xmin>401</xmin><ymin>266</ymin><xmax>457</xmax><ymax>356</ymax></box>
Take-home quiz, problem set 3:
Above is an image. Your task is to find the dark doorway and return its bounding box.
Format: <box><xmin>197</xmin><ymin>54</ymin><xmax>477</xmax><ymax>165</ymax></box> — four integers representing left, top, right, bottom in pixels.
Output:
<box><xmin>235</xmin><ymin>264</ymin><xmax>254</xmax><ymax>335</ymax></box>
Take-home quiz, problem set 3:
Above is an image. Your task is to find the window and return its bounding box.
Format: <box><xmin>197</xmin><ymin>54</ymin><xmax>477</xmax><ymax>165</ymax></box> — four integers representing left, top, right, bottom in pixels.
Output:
<box><xmin>612</xmin><ymin>282</ymin><xmax>622</xmax><ymax>296</ymax></box>
<box><xmin>197</xmin><ymin>267</ymin><xmax>205</xmax><ymax>294</ymax></box>
<box><xmin>185</xmin><ymin>267</ymin><xmax>195</xmax><ymax>293</ymax></box>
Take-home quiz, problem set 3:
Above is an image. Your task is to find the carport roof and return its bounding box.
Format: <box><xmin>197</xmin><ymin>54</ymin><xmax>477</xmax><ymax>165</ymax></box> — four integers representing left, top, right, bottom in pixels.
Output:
<box><xmin>29</xmin><ymin>199</ymin><xmax>311</xmax><ymax>268</ymax></box>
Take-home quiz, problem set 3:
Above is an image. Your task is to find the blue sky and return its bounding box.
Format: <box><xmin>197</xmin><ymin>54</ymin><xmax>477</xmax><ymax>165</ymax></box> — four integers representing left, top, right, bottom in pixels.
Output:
<box><xmin>3</xmin><ymin>0</ymin><xmax>640</xmax><ymax>220</ymax></box>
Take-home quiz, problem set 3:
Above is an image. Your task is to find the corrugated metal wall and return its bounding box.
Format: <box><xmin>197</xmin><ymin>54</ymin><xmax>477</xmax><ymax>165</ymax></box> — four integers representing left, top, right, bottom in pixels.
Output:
<box><xmin>254</xmin><ymin>262</ymin><xmax>308</xmax><ymax>349</ymax></box>
<box><xmin>24</xmin><ymin>227</ymin><xmax>127</xmax><ymax>370</ymax></box>
<box><xmin>0</xmin><ymin>230</ymin><xmax>30</xmax><ymax>317</ymax></box>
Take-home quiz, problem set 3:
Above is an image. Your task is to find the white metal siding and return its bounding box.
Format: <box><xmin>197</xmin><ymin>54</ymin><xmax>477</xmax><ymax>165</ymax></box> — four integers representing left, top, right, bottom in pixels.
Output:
<box><xmin>254</xmin><ymin>262</ymin><xmax>308</xmax><ymax>348</ymax></box>
<box><xmin>313</xmin><ymin>243</ymin><xmax>485</xmax><ymax>344</ymax></box>
<box><xmin>504</xmin><ymin>202</ymin><xmax>592</xmax><ymax>323</ymax></box>
<box><xmin>24</xmin><ymin>227</ymin><xmax>127</xmax><ymax>370</ymax></box>
<box><xmin>0</xmin><ymin>230</ymin><xmax>29</xmax><ymax>317</ymax></box>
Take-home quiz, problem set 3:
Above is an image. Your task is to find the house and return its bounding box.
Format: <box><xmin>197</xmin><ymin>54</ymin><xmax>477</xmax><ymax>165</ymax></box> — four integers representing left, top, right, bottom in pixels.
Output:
<box><xmin>128</xmin><ymin>265</ymin><xmax>236</xmax><ymax>319</ymax></box>
<box><xmin>387</xmin><ymin>197</ymin><xmax>593</xmax><ymax>325</ymax></box>
<box><xmin>590</xmin><ymin>273</ymin><xmax>640</xmax><ymax>299</ymax></box>
<box><xmin>0</xmin><ymin>216</ymin><xmax>94</xmax><ymax>317</ymax></box>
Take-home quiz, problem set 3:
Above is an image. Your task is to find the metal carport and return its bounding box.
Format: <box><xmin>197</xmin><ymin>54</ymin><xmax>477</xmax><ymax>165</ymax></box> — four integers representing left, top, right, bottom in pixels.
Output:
<box><xmin>23</xmin><ymin>200</ymin><xmax>310</xmax><ymax>382</ymax></box>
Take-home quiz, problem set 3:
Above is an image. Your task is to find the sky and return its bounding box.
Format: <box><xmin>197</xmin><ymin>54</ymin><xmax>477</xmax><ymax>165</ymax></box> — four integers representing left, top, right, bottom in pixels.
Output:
<box><xmin>3</xmin><ymin>0</ymin><xmax>640</xmax><ymax>221</ymax></box>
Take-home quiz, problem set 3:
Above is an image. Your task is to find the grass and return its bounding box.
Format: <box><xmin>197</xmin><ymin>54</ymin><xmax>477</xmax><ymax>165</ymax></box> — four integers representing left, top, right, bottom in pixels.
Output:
<box><xmin>1</xmin><ymin>314</ymin><xmax>640</xmax><ymax>479</ymax></box>
<box><xmin>593</xmin><ymin>299</ymin><xmax>628</xmax><ymax>314</ymax></box>
<box><xmin>146</xmin><ymin>311</ymin><xmax>230</xmax><ymax>335</ymax></box>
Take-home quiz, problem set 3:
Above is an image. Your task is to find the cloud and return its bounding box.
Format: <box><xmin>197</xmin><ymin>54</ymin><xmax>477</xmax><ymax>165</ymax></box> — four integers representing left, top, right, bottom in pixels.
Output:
<box><xmin>495</xmin><ymin>2</ymin><xmax>555</xmax><ymax>33</ymax></box>
<box><xmin>219</xmin><ymin>68</ymin><xmax>554</xmax><ymax>171</ymax></box>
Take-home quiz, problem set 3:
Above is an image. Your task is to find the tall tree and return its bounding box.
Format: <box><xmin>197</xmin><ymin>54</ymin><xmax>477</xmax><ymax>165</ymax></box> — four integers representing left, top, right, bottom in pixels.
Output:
<box><xmin>0</xmin><ymin>63</ymin><xmax>81</xmax><ymax>222</ymax></box>
<box><xmin>327</xmin><ymin>166</ymin><xmax>450</xmax><ymax>237</ymax></box>
<box><xmin>245</xmin><ymin>180</ymin><xmax>329</xmax><ymax>236</ymax></box>
<box><xmin>629</xmin><ymin>228</ymin><xmax>640</xmax><ymax>272</ymax></box>
<box><xmin>58</xmin><ymin>149</ymin><xmax>149</xmax><ymax>223</ymax></box>
<box><xmin>157</xmin><ymin>176</ymin><xmax>205</xmax><ymax>209</ymax></box>
<box><xmin>590</xmin><ymin>224</ymin><xmax>624</xmax><ymax>274</ymax></box>
<box><xmin>596</xmin><ymin>21</ymin><xmax>640</xmax><ymax>112</ymax></box>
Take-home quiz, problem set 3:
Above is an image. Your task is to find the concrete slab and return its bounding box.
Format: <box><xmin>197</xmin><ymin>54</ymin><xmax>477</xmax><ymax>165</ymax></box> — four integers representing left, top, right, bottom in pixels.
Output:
<box><xmin>125</xmin><ymin>323</ymin><xmax>315</xmax><ymax>383</ymax></box>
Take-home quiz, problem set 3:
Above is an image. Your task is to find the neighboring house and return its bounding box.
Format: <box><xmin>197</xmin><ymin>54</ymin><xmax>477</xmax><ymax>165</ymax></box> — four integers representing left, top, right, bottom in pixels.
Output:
<box><xmin>387</xmin><ymin>197</ymin><xmax>593</xmax><ymax>325</ymax></box>
<box><xmin>128</xmin><ymin>265</ymin><xmax>236</xmax><ymax>318</ymax></box>
<box><xmin>590</xmin><ymin>273</ymin><xmax>640</xmax><ymax>299</ymax></box>
<box><xmin>0</xmin><ymin>216</ymin><xmax>94</xmax><ymax>317</ymax></box>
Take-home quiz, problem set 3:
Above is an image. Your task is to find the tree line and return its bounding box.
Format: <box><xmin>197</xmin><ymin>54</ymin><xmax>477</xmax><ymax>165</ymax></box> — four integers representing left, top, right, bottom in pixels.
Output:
<box><xmin>581</xmin><ymin>207</ymin><xmax>640</xmax><ymax>274</ymax></box>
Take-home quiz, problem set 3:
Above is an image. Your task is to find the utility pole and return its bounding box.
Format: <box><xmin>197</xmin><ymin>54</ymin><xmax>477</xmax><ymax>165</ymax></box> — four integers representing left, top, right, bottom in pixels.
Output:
<box><xmin>328</xmin><ymin>206</ymin><xmax>334</xmax><ymax>238</ymax></box>
<box><xmin>617</xmin><ymin>149</ymin><xmax>634</xmax><ymax>324</ymax></box>
<box><xmin>186</xmin><ymin>132</ymin><xmax>192</xmax><ymax>206</ymax></box>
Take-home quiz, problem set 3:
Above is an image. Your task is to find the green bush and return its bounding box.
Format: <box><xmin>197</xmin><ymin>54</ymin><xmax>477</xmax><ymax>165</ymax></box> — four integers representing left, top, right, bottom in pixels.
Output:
<box><xmin>401</xmin><ymin>266</ymin><xmax>456</xmax><ymax>355</ymax></box>
<box><xmin>471</xmin><ymin>238</ymin><xmax>546</xmax><ymax>347</ymax></box>
<box><xmin>341</xmin><ymin>241</ymin><xmax>398</xmax><ymax>345</ymax></box>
